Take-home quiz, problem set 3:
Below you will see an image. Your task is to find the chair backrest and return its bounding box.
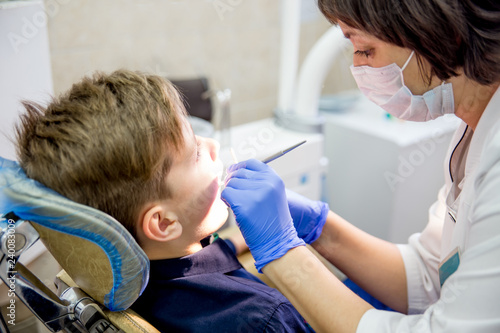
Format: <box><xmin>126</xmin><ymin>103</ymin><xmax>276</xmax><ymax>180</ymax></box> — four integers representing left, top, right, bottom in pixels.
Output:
<box><xmin>0</xmin><ymin>157</ymin><xmax>149</xmax><ymax>315</ymax></box>
<box><xmin>171</xmin><ymin>77</ymin><xmax>212</xmax><ymax>121</ymax></box>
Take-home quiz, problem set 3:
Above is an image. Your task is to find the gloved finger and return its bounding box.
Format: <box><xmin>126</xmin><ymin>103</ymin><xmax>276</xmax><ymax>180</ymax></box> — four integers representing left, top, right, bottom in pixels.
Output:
<box><xmin>222</xmin><ymin>168</ymin><xmax>258</xmax><ymax>189</ymax></box>
<box><xmin>226</xmin><ymin>160</ymin><xmax>249</xmax><ymax>173</ymax></box>
<box><xmin>225</xmin><ymin>178</ymin><xmax>268</xmax><ymax>192</ymax></box>
<box><xmin>226</xmin><ymin>167</ymin><xmax>265</xmax><ymax>182</ymax></box>
<box><xmin>220</xmin><ymin>186</ymin><xmax>232</xmax><ymax>207</ymax></box>
<box><xmin>285</xmin><ymin>188</ymin><xmax>306</xmax><ymax>204</ymax></box>
<box><xmin>227</xmin><ymin>158</ymin><xmax>266</xmax><ymax>173</ymax></box>
<box><xmin>228</xmin><ymin>169</ymin><xmax>279</xmax><ymax>181</ymax></box>
<box><xmin>221</xmin><ymin>186</ymin><xmax>247</xmax><ymax>207</ymax></box>
<box><xmin>241</xmin><ymin>159</ymin><xmax>268</xmax><ymax>171</ymax></box>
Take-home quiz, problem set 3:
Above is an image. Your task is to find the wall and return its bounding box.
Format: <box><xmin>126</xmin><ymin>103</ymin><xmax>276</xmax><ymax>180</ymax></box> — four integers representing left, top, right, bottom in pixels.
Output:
<box><xmin>46</xmin><ymin>0</ymin><xmax>357</xmax><ymax>127</ymax></box>
<box><xmin>0</xmin><ymin>0</ymin><xmax>53</xmax><ymax>160</ymax></box>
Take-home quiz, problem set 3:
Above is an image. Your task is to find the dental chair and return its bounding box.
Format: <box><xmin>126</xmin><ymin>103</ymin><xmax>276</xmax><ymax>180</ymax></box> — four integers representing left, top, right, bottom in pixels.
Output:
<box><xmin>0</xmin><ymin>157</ymin><xmax>160</xmax><ymax>333</ymax></box>
<box><xmin>171</xmin><ymin>77</ymin><xmax>232</xmax><ymax>148</ymax></box>
<box><xmin>171</xmin><ymin>77</ymin><xmax>213</xmax><ymax>122</ymax></box>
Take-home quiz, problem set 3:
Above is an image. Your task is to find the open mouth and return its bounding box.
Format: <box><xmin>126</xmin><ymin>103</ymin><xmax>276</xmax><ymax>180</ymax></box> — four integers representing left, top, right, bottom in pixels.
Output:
<box><xmin>216</xmin><ymin>147</ymin><xmax>238</xmax><ymax>194</ymax></box>
<box><xmin>210</xmin><ymin>159</ymin><xmax>225</xmax><ymax>193</ymax></box>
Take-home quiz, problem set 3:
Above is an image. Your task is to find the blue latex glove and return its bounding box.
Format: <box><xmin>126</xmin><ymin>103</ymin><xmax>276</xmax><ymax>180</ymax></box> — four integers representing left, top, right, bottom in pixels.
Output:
<box><xmin>286</xmin><ymin>189</ymin><xmax>329</xmax><ymax>244</ymax></box>
<box><xmin>222</xmin><ymin>159</ymin><xmax>305</xmax><ymax>272</ymax></box>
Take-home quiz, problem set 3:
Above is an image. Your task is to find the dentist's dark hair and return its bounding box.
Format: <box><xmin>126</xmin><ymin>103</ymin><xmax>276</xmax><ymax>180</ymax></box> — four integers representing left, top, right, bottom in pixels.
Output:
<box><xmin>317</xmin><ymin>0</ymin><xmax>500</xmax><ymax>85</ymax></box>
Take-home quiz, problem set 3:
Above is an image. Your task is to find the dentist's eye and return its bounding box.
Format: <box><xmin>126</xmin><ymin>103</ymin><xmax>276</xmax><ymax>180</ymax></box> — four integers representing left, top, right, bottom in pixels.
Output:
<box><xmin>354</xmin><ymin>49</ymin><xmax>373</xmax><ymax>58</ymax></box>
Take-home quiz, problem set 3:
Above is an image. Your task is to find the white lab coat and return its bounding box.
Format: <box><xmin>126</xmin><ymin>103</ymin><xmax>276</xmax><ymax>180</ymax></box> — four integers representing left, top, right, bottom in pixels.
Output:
<box><xmin>357</xmin><ymin>87</ymin><xmax>500</xmax><ymax>332</ymax></box>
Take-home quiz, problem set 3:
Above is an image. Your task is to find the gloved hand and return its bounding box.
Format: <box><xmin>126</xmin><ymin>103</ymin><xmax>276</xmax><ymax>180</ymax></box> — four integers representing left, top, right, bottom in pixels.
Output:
<box><xmin>222</xmin><ymin>159</ymin><xmax>305</xmax><ymax>272</ymax></box>
<box><xmin>286</xmin><ymin>189</ymin><xmax>329</xmax><ymax>244</ymax></box>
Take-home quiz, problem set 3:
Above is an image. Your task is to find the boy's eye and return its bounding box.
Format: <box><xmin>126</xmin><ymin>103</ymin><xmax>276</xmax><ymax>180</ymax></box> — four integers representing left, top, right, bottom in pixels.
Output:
<box><xmin>196</xmin><ymin>141</ymin><xmax>201</xmax><ymax>161</ymax></box>
<box><xmin>354</xmin><ymin>49</ymin><xmax>373</xmax><ymax>58</ymax></box>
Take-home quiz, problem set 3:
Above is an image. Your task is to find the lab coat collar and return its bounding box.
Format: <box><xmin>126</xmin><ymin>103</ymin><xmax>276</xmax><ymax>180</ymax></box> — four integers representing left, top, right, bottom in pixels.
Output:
<box><xmin>465</xmin><ymin>87</ymin><xmax>500</xmax><ymax>177</ymax></box>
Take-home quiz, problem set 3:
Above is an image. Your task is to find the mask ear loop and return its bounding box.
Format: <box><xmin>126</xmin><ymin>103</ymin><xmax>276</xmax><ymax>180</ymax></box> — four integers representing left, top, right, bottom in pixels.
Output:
<box><xmin>399</xmin><ymin>51</ymin><xmax>415</xmax><ymax>87</ymax></box>
<box><xmin>401</xmin><ymin>50</ymin><xmax>415</xmax><ymax>71</ymax></box>
<box><xmin>402</xmin><ymin>51</ymin><xmax>447</xmax><ymax>87</ymax></box>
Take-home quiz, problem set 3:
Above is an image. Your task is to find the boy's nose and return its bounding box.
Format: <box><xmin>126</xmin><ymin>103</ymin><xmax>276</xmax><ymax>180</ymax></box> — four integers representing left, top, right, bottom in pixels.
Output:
<box><xmin>206</xmin><ymin>138</ymin><xmax>220</xmax><ymax>162</ymax></box>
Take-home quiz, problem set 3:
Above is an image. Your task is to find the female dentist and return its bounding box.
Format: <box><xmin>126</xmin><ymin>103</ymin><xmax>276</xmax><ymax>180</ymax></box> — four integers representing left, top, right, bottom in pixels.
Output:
<box><xmin>222</xmin><ymin>0</ymin><xmax>500</xmax><ymax>332</ymax></box>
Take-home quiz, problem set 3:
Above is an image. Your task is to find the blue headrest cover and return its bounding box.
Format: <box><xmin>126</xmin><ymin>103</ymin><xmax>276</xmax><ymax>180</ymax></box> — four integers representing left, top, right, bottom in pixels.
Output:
<box><xmin>0</xmin><ymin>157</ymin><xmax>149</xmax><ymax>311</ymax></box>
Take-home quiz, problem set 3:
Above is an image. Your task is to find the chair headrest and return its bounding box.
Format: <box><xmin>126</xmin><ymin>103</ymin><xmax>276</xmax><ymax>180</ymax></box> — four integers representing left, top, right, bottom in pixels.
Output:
<box><xmin>0</xmin><ymin>157</ymin><xmax>149</xmax><ymax>311</ymax></box>
<box><xmin>171</xmin><ymin>77</ymin><xmax>212</xmax><ymax>121</ymax></box>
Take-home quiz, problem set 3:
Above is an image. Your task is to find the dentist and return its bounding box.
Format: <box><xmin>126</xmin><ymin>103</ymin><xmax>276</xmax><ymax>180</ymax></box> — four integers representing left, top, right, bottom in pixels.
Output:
<box><xmin>222</xmin><ymin>0</ymin><xmax>500</xmax><ymax>332</ymax></box>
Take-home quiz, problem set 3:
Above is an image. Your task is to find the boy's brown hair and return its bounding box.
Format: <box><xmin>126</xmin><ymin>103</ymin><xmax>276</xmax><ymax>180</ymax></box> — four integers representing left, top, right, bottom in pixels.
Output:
<box><xmin>16</xmin><ymin>70</ymin><xmax>187</xmax><ymax>240</ymax></box>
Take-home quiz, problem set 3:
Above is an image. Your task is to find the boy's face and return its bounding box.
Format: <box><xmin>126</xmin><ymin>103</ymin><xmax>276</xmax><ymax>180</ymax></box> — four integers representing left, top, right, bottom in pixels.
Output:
<box><xmin>163</xmin><ymin>117</ymin><xmax>228</xmax><ymax>242</ymax></box>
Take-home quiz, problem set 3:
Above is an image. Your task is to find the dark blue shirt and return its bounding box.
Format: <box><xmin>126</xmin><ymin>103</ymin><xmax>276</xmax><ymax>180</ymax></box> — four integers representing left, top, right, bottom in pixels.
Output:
<box><xmin>131</xmin><ymin>237</ymin><xmax>314</xmax><ymax>332</ymax></box>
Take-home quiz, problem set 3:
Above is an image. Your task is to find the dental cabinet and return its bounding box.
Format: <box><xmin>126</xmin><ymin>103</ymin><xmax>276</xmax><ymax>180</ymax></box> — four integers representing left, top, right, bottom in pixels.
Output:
<box><xmin>322</xmin><ymin>95</ymin><xmax>459</xmax><ymax>243</ymax></box>
<box><xmin>216</xmin><ymin>118</ymin><xmax>326</xmax><ymax>202</ymax></box>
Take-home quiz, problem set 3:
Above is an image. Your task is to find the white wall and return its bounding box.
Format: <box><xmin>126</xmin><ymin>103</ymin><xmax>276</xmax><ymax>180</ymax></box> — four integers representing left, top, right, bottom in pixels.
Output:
<box><xmin>0</xmin><ymin>0</ymin><xmax>53</xmax><ymax>160</ymax></box>
<box><xmin>323</xmin><ymin>97</ymin><xmax>459</xmax><ymax>243</ymax></box>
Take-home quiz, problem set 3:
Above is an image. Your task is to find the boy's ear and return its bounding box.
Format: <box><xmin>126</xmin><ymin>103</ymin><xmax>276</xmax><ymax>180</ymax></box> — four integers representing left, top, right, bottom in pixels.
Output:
<box><xmin>142</xmin><ymin>205</ymin><xmax>182</xmax><ymax>242</ymax></box>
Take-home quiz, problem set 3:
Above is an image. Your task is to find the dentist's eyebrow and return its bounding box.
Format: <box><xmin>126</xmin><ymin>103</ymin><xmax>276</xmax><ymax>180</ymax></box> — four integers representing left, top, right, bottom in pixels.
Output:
<box><xmin>343</xmin><ymin>28</ymin><xmax>370</xmax><ymax>40</ymax></box>
<box><xmin>344</xmin><ymin>31</ymin><xmax>354</xmax><ymax>39</ymax></box>
<box><xmin>342</xmin><ymin>28</ymin><xmax>357</xmax><ymax>39</ymax></box>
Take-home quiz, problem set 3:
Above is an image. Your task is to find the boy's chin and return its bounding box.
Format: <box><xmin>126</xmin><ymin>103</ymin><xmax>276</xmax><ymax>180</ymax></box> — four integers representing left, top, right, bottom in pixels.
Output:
<box><xmin>213</xmin><ymin>204</ymin><xmax>230</xmax><ymax>230</ymax></box>
<box><xmin>203</xmin><ymin>201</ymin><xmax>229</xmax><ymax>235</ymax></box>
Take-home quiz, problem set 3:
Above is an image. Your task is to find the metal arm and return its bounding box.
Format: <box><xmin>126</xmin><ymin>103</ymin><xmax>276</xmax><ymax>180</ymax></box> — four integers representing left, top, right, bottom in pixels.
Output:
<box><xmin>0</xmin><ymin>213</ymin><xmax>123</xmax><ymax>333</ymax></box>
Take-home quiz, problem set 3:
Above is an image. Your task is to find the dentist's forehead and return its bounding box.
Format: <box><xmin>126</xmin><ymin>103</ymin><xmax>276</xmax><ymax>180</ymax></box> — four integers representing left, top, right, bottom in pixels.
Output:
<box><xmin>338</xmin><ymin>21</ymin><xmax>370</xmax><ymax>40</ymax></box>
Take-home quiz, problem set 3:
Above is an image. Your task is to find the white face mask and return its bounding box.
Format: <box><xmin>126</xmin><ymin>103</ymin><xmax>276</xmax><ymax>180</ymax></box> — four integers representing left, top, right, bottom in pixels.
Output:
<box><xmin>350</xmin><ymin>51</ymin><xmax>455</xmax><ymax>122</ymax></box>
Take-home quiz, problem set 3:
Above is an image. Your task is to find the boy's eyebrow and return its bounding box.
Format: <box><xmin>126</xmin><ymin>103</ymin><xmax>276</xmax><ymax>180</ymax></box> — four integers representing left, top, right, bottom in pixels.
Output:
<box><xmin>189</xmin><ymin>124</ymin><xmax>197</xmax><ymax>142</ymax></box>
<box><xmin>187</xmin><ymin>124</ymin><xmax>198</xmax><ymax>160</ymax></box>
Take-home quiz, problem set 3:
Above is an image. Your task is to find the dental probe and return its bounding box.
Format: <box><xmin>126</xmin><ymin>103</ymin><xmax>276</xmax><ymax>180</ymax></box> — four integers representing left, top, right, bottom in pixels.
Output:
<box><xmin>230</xmin><ymin>147</ymin><xmax>238</xmax><ymax>164</ymax></box>
<box><xmin>261</xmin><ymin>140</ymin><xmax>307</xmax><ymax>164</ymax></box>
<box><xmin>220</xmin><ymin>141</ymin><xmax>307</xmax><ymax>190</ymax></box>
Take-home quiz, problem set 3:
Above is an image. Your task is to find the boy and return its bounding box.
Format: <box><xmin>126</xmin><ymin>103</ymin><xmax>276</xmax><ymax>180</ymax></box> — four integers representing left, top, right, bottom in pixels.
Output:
<box><xmin>15</xmin><ymin>70</ymin><xmax>313</xmax><ymax>332</ymax></box>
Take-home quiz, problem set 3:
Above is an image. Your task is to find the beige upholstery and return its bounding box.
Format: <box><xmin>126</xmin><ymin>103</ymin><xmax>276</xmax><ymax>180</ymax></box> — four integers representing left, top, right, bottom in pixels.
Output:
<box><xmin>0</xmin><ymin>157</ymin><xmax>153</xmax><ymax>331</ymax></box>
<box><xmin>57</xmin><ymin>270</ymin><xmax>160</xmax><ymax>333</ymax></box>
<box><xmin>33</xmin><ymin>222</ymin><xmax>161</xmax><ymax>332</ymax></box>
<box><xmin>32</xmin><ymin>223</ymin><xmax>114</xmax><ymax>307</ymax></box>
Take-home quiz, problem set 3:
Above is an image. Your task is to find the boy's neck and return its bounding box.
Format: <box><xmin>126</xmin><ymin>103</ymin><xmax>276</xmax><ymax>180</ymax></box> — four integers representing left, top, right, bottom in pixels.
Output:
<box><xmin>144</xmin><ymin>240</ymin><xmax>205</xmax><ymax>260</ymax></box>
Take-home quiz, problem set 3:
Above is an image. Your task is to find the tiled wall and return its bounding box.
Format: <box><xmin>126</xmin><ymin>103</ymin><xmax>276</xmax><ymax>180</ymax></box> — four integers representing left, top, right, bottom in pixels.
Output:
<box><xmin>47</xmin><ymin>0</ymin><xmax>357</xmax><ymax>126</ymax></box>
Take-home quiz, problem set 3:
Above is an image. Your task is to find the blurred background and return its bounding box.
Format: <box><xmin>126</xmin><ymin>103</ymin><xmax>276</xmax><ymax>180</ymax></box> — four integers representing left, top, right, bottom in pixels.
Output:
<box><xmin>45</xmin><ymin>0</ymin><xmax>355</xmax><ymax>126</ymax></box>
<box><xmin>0</xmin><ymin>0</ymin><xmax>458</xmax><ymax>260</ymax></box>
<box><xmin>0</xmin><ymin>2</ymin><xmax>459</xmax><ymax>331</ymax></box>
